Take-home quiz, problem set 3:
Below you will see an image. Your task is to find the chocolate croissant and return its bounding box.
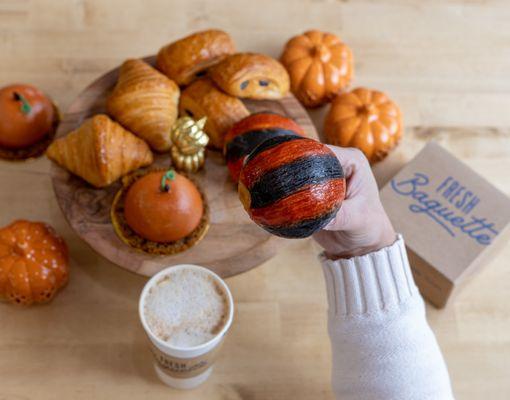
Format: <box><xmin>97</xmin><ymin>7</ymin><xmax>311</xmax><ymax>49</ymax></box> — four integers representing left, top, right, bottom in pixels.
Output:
<box><xmin>106</xmin><ymin>59</ymin><xmax>179</xmax><ymax>152</ymax></box>
<box><xmin>157</xmin><ymin>29</ymin><xmax>235</xmax><ymax>86</ymax></box>
<box><xmin>46</xmin><ymin>114</ymin><xmax>153</xmax><ymax>188</ymax></box>
<box><xmin>209</xmin><ymin>53</ymin><xmax>290</xmax><ymax>99</ymax></box>
<box><xmin>179</xmin><ymin>78</ymin><xmax>249</xmax><ymax>149</ymax></box>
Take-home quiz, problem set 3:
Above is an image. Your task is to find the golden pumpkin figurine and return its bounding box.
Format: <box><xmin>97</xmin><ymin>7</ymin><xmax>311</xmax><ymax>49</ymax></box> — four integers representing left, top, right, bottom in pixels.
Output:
<box><xmin>170</xmin><ymin>116</ymin><xmax>209</xmax><ymax>172</ymax></box>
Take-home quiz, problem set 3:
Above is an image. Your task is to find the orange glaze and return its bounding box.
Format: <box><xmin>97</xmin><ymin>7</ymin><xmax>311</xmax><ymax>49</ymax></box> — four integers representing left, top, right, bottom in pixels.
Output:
<box><xmin>240</xmin><ymin>138</ymin><xmax>332</xmax><ymax>188</ymax></box>
<box><xmin>0</xmin><ymin>220</ymin><xmax>69</xmax><ymax>305</ymax></box>
<box><xmin>280</xmin><ymin>30</ymin><xmax>354</xmax><ymax>108</ymax></box>
<box><xmin>223</xmin><ymin>112</ymin><xmax>306</xmax><ymax>155</ymax></box>
<box><xmin>124</xmin><ymin>171</ymin><xmax>203</xmax><ymax>243</ymax></box>
<box><xmin>324</xmin><ymin>87</ymin><xmax>402</xmax><ymax>163</ymax></box>
<box><xmin>249</xmin><ymin>179</ymin><xmax>345</xmax><ymax>226</ymax></box>
<box><xmin>0</xmin><ymin>84</ymin><xmax>55</xmax><ymax>149</ymax></box>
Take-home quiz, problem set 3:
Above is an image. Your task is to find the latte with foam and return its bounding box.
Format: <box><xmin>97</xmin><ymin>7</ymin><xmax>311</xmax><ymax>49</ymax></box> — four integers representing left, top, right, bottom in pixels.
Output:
<box><xmin>143</xmin><ymin>268</ymin><xmax>229</xmax><ymax>348</ymax></box>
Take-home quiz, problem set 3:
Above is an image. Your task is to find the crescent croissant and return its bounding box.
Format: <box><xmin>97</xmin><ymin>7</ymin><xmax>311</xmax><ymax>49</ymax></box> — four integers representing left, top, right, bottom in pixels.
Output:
<box><xmin>46</xmin><ymin>114</ymin><xmax>153</xmax><ymax>188</ymax></box>
<box><xmin>107</xmin><ymin>59</ymin><xmax>180</xmax><ymax>152</ymax></box>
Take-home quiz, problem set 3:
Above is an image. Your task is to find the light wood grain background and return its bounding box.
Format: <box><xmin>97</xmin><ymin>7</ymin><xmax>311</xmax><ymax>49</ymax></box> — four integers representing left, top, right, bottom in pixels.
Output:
<box><xmin>1</xmin><ymin>0</ymin><xmax>509</xmax><ymax>399</ymax></box>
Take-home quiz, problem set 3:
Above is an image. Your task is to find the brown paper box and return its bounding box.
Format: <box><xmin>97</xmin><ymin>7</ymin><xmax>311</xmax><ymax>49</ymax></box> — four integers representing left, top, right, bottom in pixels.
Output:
<box><xmin>380</xmin><ymin>142</ymin><xmax>510</xmax><ymax>308</ymax></box>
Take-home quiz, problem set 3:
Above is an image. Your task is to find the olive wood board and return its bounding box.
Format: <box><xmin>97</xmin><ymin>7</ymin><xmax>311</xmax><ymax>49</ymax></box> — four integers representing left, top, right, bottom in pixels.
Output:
<box><xmin>50</xmin><ymin>56</ymin><xmax>319</xmax><ymax>278</ymax></box>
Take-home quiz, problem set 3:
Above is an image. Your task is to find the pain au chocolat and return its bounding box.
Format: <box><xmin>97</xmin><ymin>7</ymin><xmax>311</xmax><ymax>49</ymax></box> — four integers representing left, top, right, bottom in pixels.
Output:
<box><xmin>156</xmin><ymin>29</ymin><xmax>235</xmax><ymax>86</ymax></box>
<box><xmin>209</xmin><ymin>53</ymin><xmax>290</xmax><ymax>100</ymax></box>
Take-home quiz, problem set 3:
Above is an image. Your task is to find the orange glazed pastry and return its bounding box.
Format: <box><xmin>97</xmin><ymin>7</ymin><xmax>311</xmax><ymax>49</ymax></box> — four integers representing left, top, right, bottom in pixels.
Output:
<box><xmin>0</xmin><ymin>84</ymin><xmax>55</xmax><ymax>149</ymax></box>
<box><xmin>0</xmin><ymin>84</ymin><xmax>59</xmax><ymax>159</ymax></box>
<box><xmin>156</xmin><ymin>29</ymin><xmax>235</xmax><ymax>86</ymax></box>
<box><xmin>107</xmin><ymin>59</ymin><xmax>179</xmax><ymax>152</ymax></box>
<box><xmin>324</xmin><ymin>87</ymin><xmax>402</xmax><ymax>163</ymax></box>
<box><xmin>209</xmin><ymin>53</ymin><xmax>290</xmax><ymax>100</ymax></box>
<box><xmin>123</xmin><ymin>170</ymin><xmax>203</xmax><ymax>242</ymax></box>
<box><xmin>179</xmin><ymin>78</ymin><xmax>249</xmax><ymax>149</ymax></box>
<box><xmin>0</xmin><ymin>220</ymin><xmax>69</xmax><ymax>306</ymax></box>
<box><xmin>47</xmin><ymin>114</ymin><xmax>153</xmax><ymax>188</ymax></box>
<box><xmin>281</xmin><ymin>30</ymin><xmax>354</xmax><ymax>108</ymax></box>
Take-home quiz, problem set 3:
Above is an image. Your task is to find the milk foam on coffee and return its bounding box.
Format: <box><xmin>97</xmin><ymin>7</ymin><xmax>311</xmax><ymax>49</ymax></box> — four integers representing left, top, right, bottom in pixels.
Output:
<box><xmin>144</xmin><ymin>268</ymin><xmax>228</xmax><ymax>348</ymax></box>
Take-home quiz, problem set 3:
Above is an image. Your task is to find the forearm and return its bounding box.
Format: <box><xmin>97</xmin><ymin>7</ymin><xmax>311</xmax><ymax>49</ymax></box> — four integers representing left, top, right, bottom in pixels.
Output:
<box><xmin>321</xmin><ymin>236</ymin><xmax>454</xmax><ymax>400</ymax></box>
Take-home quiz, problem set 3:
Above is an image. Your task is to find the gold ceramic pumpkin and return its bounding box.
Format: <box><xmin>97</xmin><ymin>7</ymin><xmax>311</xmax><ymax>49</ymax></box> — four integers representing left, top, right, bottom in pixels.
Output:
<box><xmin>170</xmin><ymin>116</ymin><xmax>209</xmax><ymax>172</ymax></box>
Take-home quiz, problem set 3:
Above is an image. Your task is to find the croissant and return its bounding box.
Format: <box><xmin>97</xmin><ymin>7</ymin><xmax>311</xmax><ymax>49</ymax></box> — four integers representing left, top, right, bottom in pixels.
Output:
<box><xmin>46</xmin><ymin>114</ymin><xmax>153</xmax><ymax>188</ymax></box>
<box><xmin>179</xmin><ymin>78</ymin><xmax>249</xmax><ymax>149</ymax></box>
<box><xmin>106</xmin><ymin>59</ymin><xmax>179</xmax><ymax>152</ymax></box>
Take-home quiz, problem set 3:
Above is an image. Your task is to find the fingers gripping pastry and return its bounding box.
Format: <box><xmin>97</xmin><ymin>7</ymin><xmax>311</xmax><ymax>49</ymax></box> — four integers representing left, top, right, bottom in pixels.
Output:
<box><xmin>156</xmin><ymin>29</ymin><xmax>235</xmax><ymax>86</ymax></box>
<box><xmin>106</xmin><ymin>59</ymin><xmax>179</xmax><ymax>152</ymax></box>
<box><xmin>179</xmin><ymin>78</ymin><xmax>249</xmax><ymax>149</ymax></box>
<box><xmin>46</xmin><ymin>114</ymin><xmax>153</xmax><ymax>188</ymax></box>
<box><xmin>209</xmin><ymin>53</ymin><xmax>290</xmax><ymax>99</ymax></box>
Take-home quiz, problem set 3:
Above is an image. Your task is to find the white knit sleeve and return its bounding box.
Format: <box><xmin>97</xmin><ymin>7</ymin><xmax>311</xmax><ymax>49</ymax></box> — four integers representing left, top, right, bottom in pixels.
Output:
<box><xmin>320</xmin><ymin>235</ymin><xmax>455</xmax><ymax>400</ymax></box>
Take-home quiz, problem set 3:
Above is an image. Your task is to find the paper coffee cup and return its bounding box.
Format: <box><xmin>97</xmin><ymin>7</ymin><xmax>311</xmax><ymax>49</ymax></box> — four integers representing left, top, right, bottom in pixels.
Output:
<box><xmin>139</xmin><ymin>264</ymin><xmax>234</xmax><ymax>389</ymax></box>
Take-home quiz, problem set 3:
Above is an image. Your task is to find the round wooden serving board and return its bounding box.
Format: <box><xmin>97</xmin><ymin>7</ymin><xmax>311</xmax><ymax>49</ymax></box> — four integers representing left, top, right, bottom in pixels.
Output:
<box><xmin>51</xmin><ymin>56</ymin><xmax>318</xmax><ymax>278</ymax></box>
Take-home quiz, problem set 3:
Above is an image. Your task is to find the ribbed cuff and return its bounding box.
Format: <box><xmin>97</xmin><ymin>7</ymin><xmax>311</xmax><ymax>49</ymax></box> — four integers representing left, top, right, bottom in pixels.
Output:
<box><xmin>320</xmin><ymin>235</ymin><xmax>420</xmax><ymax>316</ymax></box>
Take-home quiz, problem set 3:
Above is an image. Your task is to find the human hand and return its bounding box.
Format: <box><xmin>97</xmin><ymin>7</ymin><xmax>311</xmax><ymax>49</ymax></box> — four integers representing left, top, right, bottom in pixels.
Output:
<box><xmin>313</xmin><ymin>147</ymin><xmax>396</xmax><ymax>259</ymax></box>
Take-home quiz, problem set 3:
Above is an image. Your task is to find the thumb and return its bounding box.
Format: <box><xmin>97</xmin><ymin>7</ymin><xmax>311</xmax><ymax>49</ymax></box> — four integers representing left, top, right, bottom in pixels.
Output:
<box><xmin>323</xmin><ymin>199</ymin><xmax>358</xmax><ymax>232</ymax></box>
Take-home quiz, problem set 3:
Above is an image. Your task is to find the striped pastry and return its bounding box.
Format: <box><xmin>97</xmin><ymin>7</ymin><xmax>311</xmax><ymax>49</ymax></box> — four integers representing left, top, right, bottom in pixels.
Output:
<box><xmin>224</xmin><ymin>112</ymin><xmax>306</xmax><ymax>183</ymax></box>
<box><xmin>238</xmin><ymin>135</ymin><xmax>345</xmax><ymax>238</ymax></box>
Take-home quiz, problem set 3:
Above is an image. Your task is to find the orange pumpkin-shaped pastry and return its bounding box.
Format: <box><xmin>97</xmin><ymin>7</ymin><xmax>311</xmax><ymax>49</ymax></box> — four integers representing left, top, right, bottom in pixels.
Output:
<box><xmin>124</xmin><ymin>170</ymin><xmax>204</xmax><ymax>243</ymax></box>
<box><xmin>324</xmin><ymin>87</ymin><xmax>403</xmax><ymax>163</ymax></box>
<box><xmin>280</xmin><ymin>30</ymin><xmax>353</xmax><ymax>108</ymax></box>
<box><xmin>112</xmin><ymin>169</ymin><xmax>209</xmax><ymax>254</ymax></box>
<box><xmin>0</xmin><ymin>84</ymin><xmax>56</xmax><ymax>149</ymax></box>
<box><xmin>0</xmin><ymin>220</ymin><xmax>69</xmax><ymax>306</ymax></box>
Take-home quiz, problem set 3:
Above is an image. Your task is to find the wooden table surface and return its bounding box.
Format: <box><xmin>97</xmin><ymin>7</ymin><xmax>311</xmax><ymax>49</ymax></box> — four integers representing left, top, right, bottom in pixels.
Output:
<box><xmin>1</xmin><ymin>1</ymin><xmax>509</xmax><ymax>399</ymax></box>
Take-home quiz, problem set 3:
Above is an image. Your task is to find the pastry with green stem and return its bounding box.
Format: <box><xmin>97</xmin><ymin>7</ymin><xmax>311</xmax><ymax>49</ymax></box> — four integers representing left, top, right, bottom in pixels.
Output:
<box><xmin>0</xmin><ymin>83</ymin><xmax>60</xmax><ymax>160</ymax></box>
<box><xmin>111</xmin><ymin>169</ymin><xmax>209</xmax><ymax>255</ymax></box>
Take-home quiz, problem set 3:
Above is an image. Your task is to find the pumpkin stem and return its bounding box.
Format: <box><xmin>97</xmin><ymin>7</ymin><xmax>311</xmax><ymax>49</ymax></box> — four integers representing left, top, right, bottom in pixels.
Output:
<box><xmin>13</xmin><ymin>92</ymin><xmax>32</xmax><ymax>115</ymax></box>
<box><xmin>160</xmin><ymin>169</ymin><xmax>176</xmax><ymax>192</ymax></box>
<box><xmin>359</xmin><ymin>104</ymin><xmax>378</xmax><ymax>122</ymax></box>
<box><xmin>13</xmin><ymin>242</ymin><xmax>26</xmax><ymax>256</ymax></box>
<box><xmin>313</xmin><ymin>44</ymin><xmax>330</xmax><ymax>62</ymax></box>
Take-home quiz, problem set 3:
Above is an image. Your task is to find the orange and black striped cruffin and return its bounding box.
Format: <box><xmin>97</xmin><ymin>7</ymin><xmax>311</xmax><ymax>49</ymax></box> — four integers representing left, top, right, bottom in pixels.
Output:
<box><xmin>238</xmin><ymin>135</ymin><xmax>345</xmax><ymax>238</ymax></box>
<box><xmin>223</xmin><ymin>112</ymin><xmax>306</xmax><ymax>183</ymax></box>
